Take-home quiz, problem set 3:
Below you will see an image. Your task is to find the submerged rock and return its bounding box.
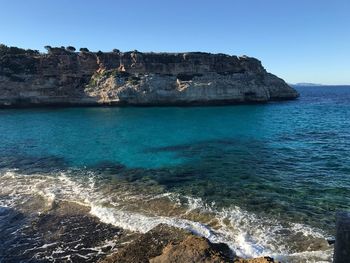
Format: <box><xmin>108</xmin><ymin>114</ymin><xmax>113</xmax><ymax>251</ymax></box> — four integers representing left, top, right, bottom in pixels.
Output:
<box><xmin>0</xmin><ymin>45</ymin><xmax>298</xmax><ymax>107</ymax></box>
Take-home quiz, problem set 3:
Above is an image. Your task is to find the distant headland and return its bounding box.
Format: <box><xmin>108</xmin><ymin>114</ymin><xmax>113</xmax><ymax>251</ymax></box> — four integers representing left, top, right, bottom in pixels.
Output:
<box><xmin>0</xmin><ymin>44</ymin><xmax>299</xmax><ymax>107</ymax></box>
<box><xmin>293</xmin><ymin>83</ymin><xmax>324</xmax><ymax>86</ymax></box>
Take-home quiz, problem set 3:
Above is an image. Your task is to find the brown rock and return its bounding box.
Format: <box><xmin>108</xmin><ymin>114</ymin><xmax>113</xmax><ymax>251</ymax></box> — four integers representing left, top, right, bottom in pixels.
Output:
<box><xmin>100</xmin><ymin>224</ymin><xmax>232</xmax><ymax>263</ymax></box>
<box><xmin>100</xmin><ymin>223</ymin><xmax>280</xmax><ymax>263</ymax></box>
<box><xmin>100</xmin><ymin>224</ymin><xmax>191</xmax><ymax>263</ymax></box>
<box><xmin>150</xmin><ymin>235</ymin><xmax>232</xmax><ymax>263</ymax></box>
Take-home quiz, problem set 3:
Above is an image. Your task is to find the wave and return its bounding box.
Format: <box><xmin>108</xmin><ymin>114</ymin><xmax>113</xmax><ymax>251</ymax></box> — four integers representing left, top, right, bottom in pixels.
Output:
<box><xmin>0</xmin><ymin>169</ymin><xmax>332</xmax><ymax>262</ymax></box>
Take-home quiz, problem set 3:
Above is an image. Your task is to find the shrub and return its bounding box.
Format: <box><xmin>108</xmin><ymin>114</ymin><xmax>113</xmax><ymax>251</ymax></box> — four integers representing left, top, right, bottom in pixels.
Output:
<box><xmin>66</xmin><ymin>46</ymin><xmax>76</xmax><ymax>52</ymax></box>
<box><xmin>44</xmin><ymin>45</ymin><xmax>52</xmax><ymax>52</ymax></box>
<box><xmin>0</xmin><ymin>44</ymin><xmax>39</xmax><ymax>57</ymax></box>
<box><xmin>0</xmin><ymin>44</ymin><xmax>9</xmax><ymax>56</ymax></box>
<box><xmin>80</xmin><ymin>47</ymin><xmax>90</xmax><ymax>52</ymax></box>
<box><xmin>25</xmin><ymin>49</ymin><xmax>40</xmax><ymax>55</ymax></box>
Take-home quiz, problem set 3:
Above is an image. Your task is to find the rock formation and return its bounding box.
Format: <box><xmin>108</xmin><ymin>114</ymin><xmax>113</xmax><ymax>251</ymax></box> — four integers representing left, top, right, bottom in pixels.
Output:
<box><xmin>100</xmin><ymin>224</ymin><xmax>279</xmax><ymax>263</ymax></box>
<box><xmin>0</xmin><ymin>45</ymin><xmax>299</xmax><ymax>107</ymax></box>
<box><xmin>1</xmin><ymin>196</ymin><xmax>279</xmax><ymax>262</ymax></box>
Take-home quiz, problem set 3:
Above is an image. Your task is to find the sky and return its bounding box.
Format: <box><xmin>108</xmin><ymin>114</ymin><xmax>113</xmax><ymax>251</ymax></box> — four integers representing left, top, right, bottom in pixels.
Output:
<box><xmin>0</xmin><ymin>0</ymin><xmax>349</xmax><ymax>84</ymax></box>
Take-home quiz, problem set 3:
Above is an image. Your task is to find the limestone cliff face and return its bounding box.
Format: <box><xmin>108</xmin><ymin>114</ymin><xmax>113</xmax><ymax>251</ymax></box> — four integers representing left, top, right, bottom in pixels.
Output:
<box><xmin>0</xmin><ymin>46</ymin><xmax>298</xmax><ymax>107</ymax></box>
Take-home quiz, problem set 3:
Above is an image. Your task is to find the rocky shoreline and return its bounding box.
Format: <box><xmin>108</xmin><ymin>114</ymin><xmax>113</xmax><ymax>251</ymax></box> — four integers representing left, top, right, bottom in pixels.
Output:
<box><xmin>1</xmin><ymin>199</ymin><xmax>278</xmax><ymax>262</ymax></box>
<box><xmin>100</xmin><ymin>223</ymin><xmax>278</xmax><ymax>263</ymax></box>
<box><xmin>0</xmin><ymin>44</ymin><xmax>298</xmax><ymax>107</ymax></box>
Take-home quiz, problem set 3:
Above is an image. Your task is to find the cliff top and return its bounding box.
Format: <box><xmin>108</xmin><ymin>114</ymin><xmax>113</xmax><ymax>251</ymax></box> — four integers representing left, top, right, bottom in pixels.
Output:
<box><xmin>0</xmin><ymin>44</ymin><xmax>254</xmax><ymax>61</ymax></box>
<box><xmin>0</xmin><ymin>44</ymin><xmax>265</xmax><ymax>76</ymax></box>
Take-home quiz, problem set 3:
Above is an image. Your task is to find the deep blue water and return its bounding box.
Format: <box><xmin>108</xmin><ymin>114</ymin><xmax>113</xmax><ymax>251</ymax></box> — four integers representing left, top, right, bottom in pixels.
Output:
<box><xmin>0</xmin><ymin>86</ymin><xmax>349</xmax><ymax>261</ymax></box>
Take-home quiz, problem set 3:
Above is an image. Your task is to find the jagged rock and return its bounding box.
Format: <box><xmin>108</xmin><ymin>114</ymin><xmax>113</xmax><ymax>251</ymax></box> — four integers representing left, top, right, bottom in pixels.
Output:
<box><xmin>0</xmin><ymin>45</ymin><xmax>299</xmax><ymax>107</ymax></box>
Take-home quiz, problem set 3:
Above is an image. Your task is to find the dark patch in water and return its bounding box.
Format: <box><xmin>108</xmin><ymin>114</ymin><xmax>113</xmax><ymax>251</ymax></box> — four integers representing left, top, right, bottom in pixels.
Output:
<box><xmin>93</xmin><ymin>161</ymin><xmax>127</xmax><ymax>175</ymax></box>
<box><xmin>0</xmin><ymin>154</ymin><xmax>68</xmax><ymax>174</ymax></box>
<box><xmin>82</xmin><ymin>136</ymin><xmax>350</xmax><ymax>234</ymax></box>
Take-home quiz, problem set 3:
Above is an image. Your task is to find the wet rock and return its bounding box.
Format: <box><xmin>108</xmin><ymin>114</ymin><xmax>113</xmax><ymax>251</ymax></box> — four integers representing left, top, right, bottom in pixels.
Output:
<box><xmin>1</xmin><ymin>198</ymin><xmax>279</xmax><ymax>263</ymax></box>
<box><xmin>0</xmin><ymin>201</ymin><xmax>131</xmax><ymax>262</ymax></box>
<box><xmin>27</xmin><ymin>201</ymin><xmax>128</xmax><ymax>262</ymax></box>
<box><xmin>100</xmin><ymin>224</ymin><xmax>279</xmax><ymax>263</ymax></box>
<box><xmin>100</xmin><ymin>224</ymin><xmax>192</xmax><ymax>263</ymax></box>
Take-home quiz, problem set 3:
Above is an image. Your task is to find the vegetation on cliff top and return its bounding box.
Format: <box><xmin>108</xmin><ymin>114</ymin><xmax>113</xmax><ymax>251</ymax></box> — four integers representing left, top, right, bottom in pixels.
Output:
<box><xmin>0</xmin><ymin>44</ymin><xmax>98</xmax><ymax>57</ymax></box>
<box><xmin>0</xmin><ymin>44</ymin><xmax>39</xmax><ymax>57</ymax></box>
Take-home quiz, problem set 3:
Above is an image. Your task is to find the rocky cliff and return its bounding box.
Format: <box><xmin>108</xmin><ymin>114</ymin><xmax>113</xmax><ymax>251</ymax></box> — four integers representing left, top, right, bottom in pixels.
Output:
<box><xmin>0</xmin><ymin>45</ymin><xmax>299</xmax><ymax>107</ymax></box>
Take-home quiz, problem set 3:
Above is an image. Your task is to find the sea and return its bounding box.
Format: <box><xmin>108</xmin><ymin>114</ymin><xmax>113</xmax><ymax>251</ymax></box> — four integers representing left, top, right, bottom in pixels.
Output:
<box><xmin>0</xmin><ymin>85</ymin><xmax>349</xmax><ymax>262</ymax></box>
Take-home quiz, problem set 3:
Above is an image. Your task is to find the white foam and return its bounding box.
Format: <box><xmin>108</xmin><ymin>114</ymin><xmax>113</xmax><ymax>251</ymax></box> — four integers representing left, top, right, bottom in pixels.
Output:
<box><xmin>290</xmin><ymin>223</ymin><xmax>325</xmax><ymax>238</ymax></box>
<box><xmin>276</xmin><ymin>248</ymin><xmax>333</xmax><ymax>263</ymax></box>
<box><xmin>0</xmin><ymin>169</ymin><xmax>333</xmax><ymax>262</ymax></box>
<box><xmin>89</xmin><ymin>201</ymin><xmax>330</xmax><ymax>261</ymax></box>
<box><xmin>90</xmin><ymin>204</ymin><xmax>213</xmax><ymax>238</ymax></box>
<box><xmin>24</xmin><ymin>242</ymin><xmax>58</xmax><ymax>252</ymax></box>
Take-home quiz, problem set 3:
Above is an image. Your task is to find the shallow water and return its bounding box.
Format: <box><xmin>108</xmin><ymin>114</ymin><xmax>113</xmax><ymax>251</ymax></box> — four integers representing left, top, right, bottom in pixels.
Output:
<box><xmin>0</xmin><ymin>86</ymin><xmax>349</xmax><ymax>262</ymax></box>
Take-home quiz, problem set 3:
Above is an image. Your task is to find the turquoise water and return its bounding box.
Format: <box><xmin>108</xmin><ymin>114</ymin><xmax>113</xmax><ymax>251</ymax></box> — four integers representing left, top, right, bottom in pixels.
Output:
<box><xmin>0</xmin><ymin>86</ymin><xmax>349</xmax><ymax>261</ymax></box>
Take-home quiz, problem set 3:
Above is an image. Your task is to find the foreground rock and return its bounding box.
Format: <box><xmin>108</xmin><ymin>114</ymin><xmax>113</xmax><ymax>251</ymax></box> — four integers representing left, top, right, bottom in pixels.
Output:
<box><xmin>0</xmin><ymin>44</ymin><xmax>298</xmax><ymax>107</ymax></box>
<box><xmin>100</xmin><ymin>224</ymin><xmax>279</xmax><ymax>263</ymax></box>
<box><xmin>1</xmin><ymin>196</ymin><xmax>279</xmax><ymax>262</ymax></box>
<box><xmin>0</xmin><ymin>200</ymin><xmax>135</xmax><ymax>262</ymax></box>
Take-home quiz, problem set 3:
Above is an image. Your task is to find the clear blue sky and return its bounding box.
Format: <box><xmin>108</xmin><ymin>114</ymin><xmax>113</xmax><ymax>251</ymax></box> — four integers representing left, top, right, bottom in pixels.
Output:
<box><xmin>1</xmin><ymin>0</ymin><xmax>349</xmax><ymax>84</ymax></box>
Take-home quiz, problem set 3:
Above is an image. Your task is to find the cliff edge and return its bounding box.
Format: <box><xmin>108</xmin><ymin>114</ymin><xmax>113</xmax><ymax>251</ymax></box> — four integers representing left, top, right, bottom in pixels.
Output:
<box><xmin>0</xmin><ymin>45</ymin><xmax>299</xmax><ymax>107</ymax></box>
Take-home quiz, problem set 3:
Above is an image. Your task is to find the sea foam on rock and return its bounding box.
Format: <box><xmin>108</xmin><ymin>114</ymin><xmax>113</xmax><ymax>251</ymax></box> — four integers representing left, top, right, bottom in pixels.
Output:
<box><xmin>0</xmin><ymin>45</ymin><xmax>299</xmax><ymax>107</ymax></box>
